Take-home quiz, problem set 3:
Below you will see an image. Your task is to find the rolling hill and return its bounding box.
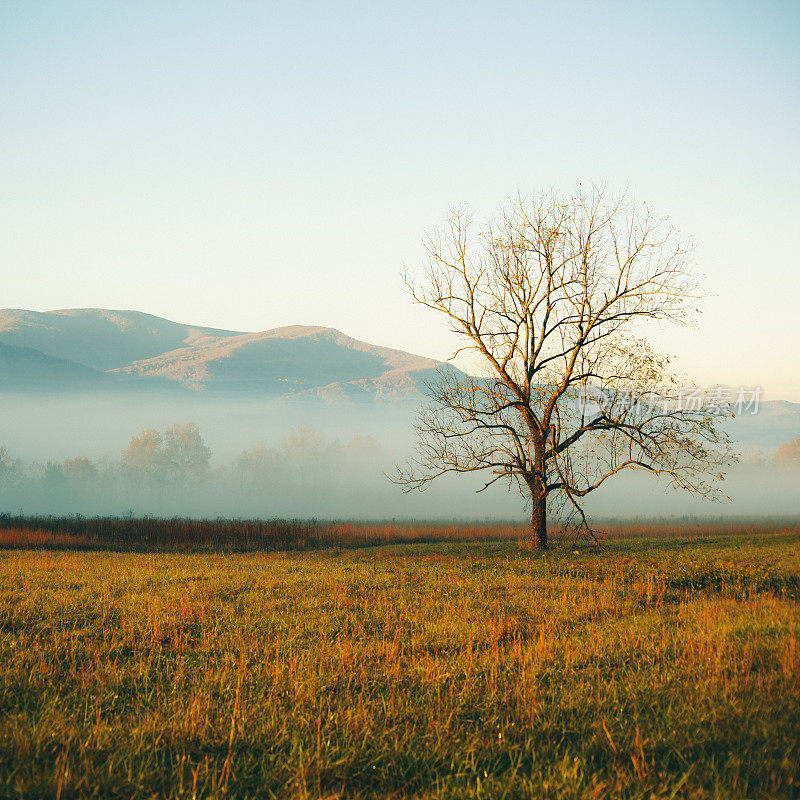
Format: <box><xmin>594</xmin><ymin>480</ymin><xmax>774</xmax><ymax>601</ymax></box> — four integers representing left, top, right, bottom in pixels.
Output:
<box><xmin>1</xmin><ymin>309</ymin><xmax>798</xmax><ymax>452</ymax></box>
<box><xmin>0</xmin><ymin>309</ymin><xmax>452</xmax><ymax>399</ymax></box>
<box><xmin>111</xmin><ymin>325</ymin><xmax>444</xmax><ymax>396</ymax></box>
<box><xmin>0</xmin><ymin>308</ymin><xmax>240</xmax><ymax>371</ymax></box>
<box><xmin>0</xmin><ymin>341</ymin><xmax>108</xmax><ymax>389</ymax></box>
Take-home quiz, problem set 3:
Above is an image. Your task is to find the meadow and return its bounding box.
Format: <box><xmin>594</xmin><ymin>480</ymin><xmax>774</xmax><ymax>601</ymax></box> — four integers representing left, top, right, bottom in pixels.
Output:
<box><xmin>0</xmin><ymin>525</ymin><xmax>798</xmax><ymax>799</ymax></box>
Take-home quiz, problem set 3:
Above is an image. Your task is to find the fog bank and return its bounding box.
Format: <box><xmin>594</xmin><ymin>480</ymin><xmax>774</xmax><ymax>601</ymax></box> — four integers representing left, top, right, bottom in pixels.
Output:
<box><xmin>0</xmin><ymin>392</ymin><xmax>798</xmax><ymax>520</ymax></box>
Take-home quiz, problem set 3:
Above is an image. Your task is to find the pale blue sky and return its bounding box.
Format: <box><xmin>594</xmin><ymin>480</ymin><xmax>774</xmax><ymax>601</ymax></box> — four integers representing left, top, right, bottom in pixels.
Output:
<box><xmin>2</xmin><ymin>1</ymin><xmax>799</xmax><ymax>399</ymax></box>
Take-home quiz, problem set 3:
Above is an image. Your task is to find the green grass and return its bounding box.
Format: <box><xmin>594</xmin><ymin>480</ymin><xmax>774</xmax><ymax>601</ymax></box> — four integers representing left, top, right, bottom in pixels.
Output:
<box><xmin>1</xmin><ymin>532</ymin><xmax>798</xmax><ymax>798</ymax></box>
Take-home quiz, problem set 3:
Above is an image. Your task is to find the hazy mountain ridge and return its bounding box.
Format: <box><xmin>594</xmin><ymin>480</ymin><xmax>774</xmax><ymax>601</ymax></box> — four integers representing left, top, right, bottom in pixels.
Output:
<box><xmin>0</xmin><ymin>309</ymin><xmax>451</xmax><ymax>399</ymax></box>
<box><xmin>1</xmin><ymin>310</ymin><xmax>798</xmax><ymax>446</ymax></box>
<box><xmin>0</xmin><ymin>341</ymin><xmax>107</xmax><ymax>388</ymax></box>
<box><xmin>0</xmin><ymin>308</ymin><xmax>241</xmax><ymax>371</ymax></box>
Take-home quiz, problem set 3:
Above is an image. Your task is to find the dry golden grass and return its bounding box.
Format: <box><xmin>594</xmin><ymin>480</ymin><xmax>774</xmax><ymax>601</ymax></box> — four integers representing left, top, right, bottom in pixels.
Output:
<box><xmin>0</xmin><ymin>516</ymin><xmax>525</xmax><ymax>552</ymax></box>
<box><xmin>1</xmin><ymin>514</ymin><xmax>798</xmax><ymax>552</ymax></box>
<box><xmin>0</xmin><ymin>531</ymin><xmax>798</xmax><ymax>798</ymax></box>
<box><xmin>0</xmin><ymin>527</ymin><xmax>92</xmax><ymax>548</ymax></box>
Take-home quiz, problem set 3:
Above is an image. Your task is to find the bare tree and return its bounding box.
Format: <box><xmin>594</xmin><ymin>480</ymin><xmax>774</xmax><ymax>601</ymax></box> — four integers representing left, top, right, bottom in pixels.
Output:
<box><xmin>395</xmin><ymin>187</ymin><xmax>735</xmax><ymax>549</ymax></box>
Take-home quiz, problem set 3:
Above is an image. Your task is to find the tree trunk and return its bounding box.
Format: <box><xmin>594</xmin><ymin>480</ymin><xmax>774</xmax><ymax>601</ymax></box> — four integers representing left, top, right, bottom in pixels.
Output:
<box><xmin>531</xmin><ymin>484</ymin><xmax>547</xmax><ymax>550</ymax></box>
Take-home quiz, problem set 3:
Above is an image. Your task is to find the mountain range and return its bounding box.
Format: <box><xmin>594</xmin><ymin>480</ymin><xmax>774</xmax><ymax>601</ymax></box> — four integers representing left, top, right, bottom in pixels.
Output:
<box><xmin>0</xmin><ymin>308</ymin><xmax>450</xmax><ymax>398</ymax></box>
<box><xmin>0</xmin><ymin>309</ymin><xmax>798</xmax><ymax>452</ymax></box>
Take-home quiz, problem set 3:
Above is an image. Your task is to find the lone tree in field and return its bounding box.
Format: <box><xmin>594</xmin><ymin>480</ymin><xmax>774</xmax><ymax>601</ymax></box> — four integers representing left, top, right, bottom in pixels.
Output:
<box><xmin>396</xmin><ymin>188</ymin><xmax>735</xmax><ymax>549</ymax></box>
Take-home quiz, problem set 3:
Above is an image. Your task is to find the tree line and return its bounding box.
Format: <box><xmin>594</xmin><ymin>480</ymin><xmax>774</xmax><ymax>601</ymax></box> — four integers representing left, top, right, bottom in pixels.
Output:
<box><xmin>0</xmin><ymin>423</ymin><xmax>382</xmax><ymax>516</ymax></box>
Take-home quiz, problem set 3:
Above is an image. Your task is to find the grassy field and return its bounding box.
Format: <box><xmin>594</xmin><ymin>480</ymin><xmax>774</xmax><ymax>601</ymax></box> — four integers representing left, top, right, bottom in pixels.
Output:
<box><xmin>0</xmin><ymin>530</ymin><xmax>798</xmax><ymax>798</ymax></box>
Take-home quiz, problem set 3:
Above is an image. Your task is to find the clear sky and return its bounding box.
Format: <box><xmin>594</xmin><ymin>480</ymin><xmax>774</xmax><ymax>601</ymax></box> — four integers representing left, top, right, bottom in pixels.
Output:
<box><xmin>2</xmin><ymin>1</ymin><xmax>798</xmax><ymax>400</ymax></box>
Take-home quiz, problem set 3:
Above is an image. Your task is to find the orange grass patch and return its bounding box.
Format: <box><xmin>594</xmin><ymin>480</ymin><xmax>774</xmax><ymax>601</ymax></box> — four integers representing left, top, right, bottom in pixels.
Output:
<box><xmin>0</xmin><ymin>527</ymin><xmax>92</xmax><ymax>548</ymax></box>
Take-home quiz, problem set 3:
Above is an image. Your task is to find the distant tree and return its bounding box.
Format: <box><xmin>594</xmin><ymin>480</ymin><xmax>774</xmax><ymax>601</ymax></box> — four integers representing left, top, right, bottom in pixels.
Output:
<box><xmin>282</xmin><ymin>425</ymin><xmax>329</xmax><ymax>468</ymax></box>
<box><xmin>775</xmin><ymin>435</ymin><xmax>800</xmax><ymax>467</ymax></box>
<box><xmin>122</xmin><ymin>428</ymin><xmax>164</xmax><ymax>479</ymax></box>
<box><xmin>343</xmin><ymin>434</ymin><xmax>381</xmax><ymax>467</ymax></box>
<box><xmin>233</xmin><ymin>444</ymin><xmax>281</xmax><ymax>486</ymax></box>
<box><xmin>162</xmin><ymin>423</ymin><xmax>211</xmax><ymax>483</ymax></box>
<box><xmin>281</xmin><ymin>425</ymin><xmax>345</xmax><ymax>483</ymax></box>
<box><xmin>396</xmin><ymin>187</ymin><xmax>735</xmax><ymax>549</ymax></box>
<box><xmin>61</xmin><ymin>456</ymin><xmax>98</xmax><ymax>485</ymax></box>
<box><xmin>0</xmin><ymin>446</ymin><xmax>23</xmax><ymax>486</ymax></box>
<box><xmin>122</xmin><ymin>423</ymin><xmax>211</xmax><ymax>493</ymax></box>
<box><xmin>41</xmin><ymin>461</ymin><xmax>67</xmax><ymax>494</ymax></box>
<box><xmin>0</xmin><ymin>447</ymin><xmax>24</xmax><ymax>508</ymax></box>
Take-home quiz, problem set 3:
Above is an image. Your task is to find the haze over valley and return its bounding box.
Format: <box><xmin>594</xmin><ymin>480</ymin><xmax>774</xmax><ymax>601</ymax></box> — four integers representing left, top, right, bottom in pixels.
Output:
<box><xmin>1</xmin><ymin>307</ymin><xmax>797</xmax><ymax>520</ymax></box>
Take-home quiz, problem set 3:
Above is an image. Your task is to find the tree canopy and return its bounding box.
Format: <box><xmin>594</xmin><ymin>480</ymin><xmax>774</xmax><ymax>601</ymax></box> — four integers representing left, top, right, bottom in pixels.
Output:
<box><xmin>396</xmin><ymin>187</ymin><xmax>735</xmax><ymax>548</ymax></box>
